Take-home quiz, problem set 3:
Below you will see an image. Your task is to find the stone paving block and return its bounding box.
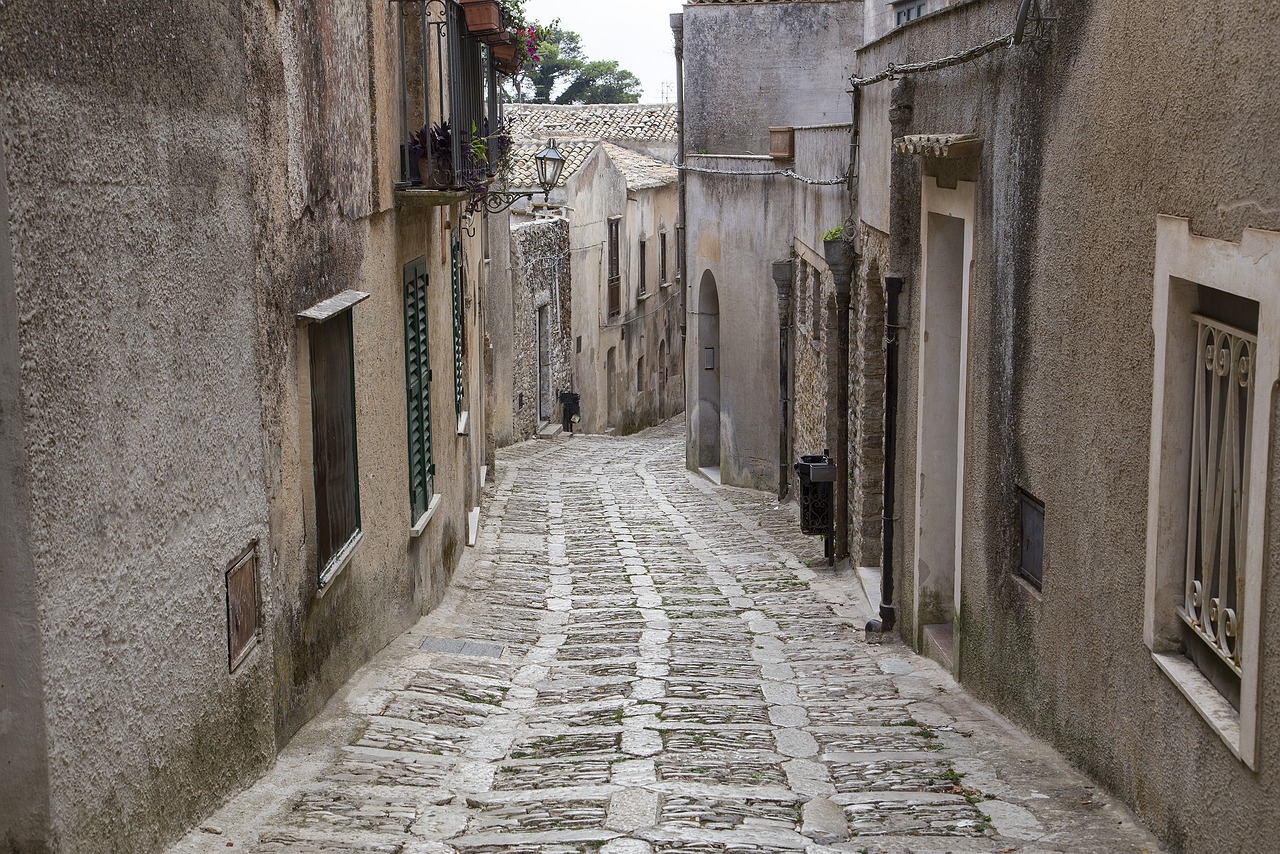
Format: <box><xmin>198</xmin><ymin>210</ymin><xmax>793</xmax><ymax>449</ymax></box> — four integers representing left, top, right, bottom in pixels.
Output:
<box><xmin>165</xmin><ymin>418</ymin><xmax>1164</xmax><ymax>854</ymax></box>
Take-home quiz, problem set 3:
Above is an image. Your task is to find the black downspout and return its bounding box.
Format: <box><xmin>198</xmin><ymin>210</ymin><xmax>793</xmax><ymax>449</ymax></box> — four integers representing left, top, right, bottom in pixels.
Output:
<box><xmin>868</xmin><ymin>274</ymin><xmax>902</xmax><ymax>634</ymax></box>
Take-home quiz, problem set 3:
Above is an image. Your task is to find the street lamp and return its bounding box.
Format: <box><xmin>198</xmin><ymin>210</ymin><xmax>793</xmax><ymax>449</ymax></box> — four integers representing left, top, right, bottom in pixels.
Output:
<box><xmin>482</xmin><ymin>138</ymin><xmax>566</xmax><ymax>214</ymax></box>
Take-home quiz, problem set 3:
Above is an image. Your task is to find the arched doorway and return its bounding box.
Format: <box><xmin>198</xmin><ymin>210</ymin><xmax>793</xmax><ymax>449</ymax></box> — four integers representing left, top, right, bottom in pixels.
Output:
<box><xmin>696</xmin><ymin>271</ymin><xmax>721</xmax><ymax>471</ymax></box>
<box><xmin>606</xmin><ymin>346</ymin><xmax>617</xmax><ymax>427</ymax></box>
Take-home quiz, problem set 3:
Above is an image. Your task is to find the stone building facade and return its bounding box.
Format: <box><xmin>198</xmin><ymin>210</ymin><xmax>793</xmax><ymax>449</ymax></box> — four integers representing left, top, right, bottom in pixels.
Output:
<box><xmin>0</xmin><ymin>1</ymin><xmax>495</xmax><ymax>850</ymax></box>
<box><xmin>508</xmin><ymin>217</ymin><xmax>573</xmax><ymax>442</ymax></box>
<box><xmin>677</xmin><ymin>0</ymin><xmax>881</xmax><ymax>566</ymax></box>
<box><xmin>852</xmin><ymin>0</ymin><xmax>1280</xmax><ymax>850</ymax></box>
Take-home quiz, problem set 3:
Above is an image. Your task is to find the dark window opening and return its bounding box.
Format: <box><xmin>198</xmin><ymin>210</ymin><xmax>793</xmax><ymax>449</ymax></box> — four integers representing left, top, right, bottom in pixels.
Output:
<box><xmin>1018</xmin><ymin>489</ymin><xmax>1044</xmax><ymax>590</ymax></box>
<box><xmin>607</xmin><ymin>218</ymin><xmax>621</xmax><ymax>317</ymax></box>
<box><xmin>310</xmin><ymin>310</ymin><xmax>361</xmax><ymax>582</ymax></box>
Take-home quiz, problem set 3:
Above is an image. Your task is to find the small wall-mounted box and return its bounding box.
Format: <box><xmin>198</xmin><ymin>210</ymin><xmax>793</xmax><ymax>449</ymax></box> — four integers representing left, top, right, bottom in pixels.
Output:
<box><xmin>769</xmin><ymin>127</ymin><xmax>795</xmax><ymax>160</ymax></box>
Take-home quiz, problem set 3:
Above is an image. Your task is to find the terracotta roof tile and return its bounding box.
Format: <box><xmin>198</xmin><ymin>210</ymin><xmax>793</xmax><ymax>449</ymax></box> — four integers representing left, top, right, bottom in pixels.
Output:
<box><xmin>505</xmin><ymin>104</ymin><xmax>677</xmax><ymax>144</ymax></box>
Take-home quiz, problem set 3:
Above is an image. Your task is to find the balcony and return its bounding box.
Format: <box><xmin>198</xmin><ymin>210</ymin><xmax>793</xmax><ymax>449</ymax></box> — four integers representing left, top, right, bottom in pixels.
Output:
<box><xmin>394</xmin><ymin>0</ymin><xmax>502</xmax><ymax>205</ymax></box>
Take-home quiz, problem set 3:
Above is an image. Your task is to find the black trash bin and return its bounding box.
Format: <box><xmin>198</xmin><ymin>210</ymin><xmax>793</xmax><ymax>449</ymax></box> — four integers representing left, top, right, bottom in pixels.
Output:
<box><xmin>794</xmin><ymin>452</ymin><xmax>836</xmax><ymax>535</ymax></box>
<box><xmin>559</xmin><ymin>391</ymin><xmax>581</xmax><ymax>433</ymax></box>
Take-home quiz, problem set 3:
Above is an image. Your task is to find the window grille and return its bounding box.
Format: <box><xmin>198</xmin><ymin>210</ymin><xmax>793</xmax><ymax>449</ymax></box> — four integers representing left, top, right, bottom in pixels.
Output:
<box><xmin>608</xmin><ymin>218</ymin><xmax>621</xmax><ymax>317</ymax></box>
<box><xmin>451</xmin><ymin>236</ymin><xmax>465</xmax><ymax>415</ymax></box>
<box><xmin>1181</xmin><ymin>314</ymin><xmax>1257</xmax><ymax>677</ymax></box>
<box><xmin>309</xmin><ymin>311</ymin><xmax>361</xmax><ymax>582</ymax></box>
<box><xmin>404</xmin><ymin>256</ymin><xmax>435</xmax><ymax>520</ymax></box>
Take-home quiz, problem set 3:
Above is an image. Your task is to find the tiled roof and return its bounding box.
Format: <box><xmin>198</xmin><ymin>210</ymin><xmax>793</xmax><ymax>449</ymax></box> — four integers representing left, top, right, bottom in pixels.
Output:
<box><xmin>503</xmin><ymin>138</ymin><xmax>599</xmax><ymax>189</ymax></box>
<box><xmin>601</xmin><ymin>142</ymin><xmax>677</xmax><ymax>190</ymax></box>
<box><xmin>502</xmin><ymin>139</ymin><xmax>676</xmax><ymax>192</ymax></box>
<box><xmin>505</xmin><ymin>104</ymin><xmax>677</xmax><ymax>145</ymax></box>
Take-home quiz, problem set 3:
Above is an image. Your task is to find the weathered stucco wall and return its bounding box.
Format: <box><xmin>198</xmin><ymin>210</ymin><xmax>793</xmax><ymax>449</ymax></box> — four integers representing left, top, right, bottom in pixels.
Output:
<box><xmin>859</xmin><ymin>0</ymin><xmax>1280</xmax><ymax>849</ymax></box>
<box><xmin>0</xmin><ymin>2</ymin><xmax>276</xmax><ymax>850</ymax></box>
<box><xmin>0</xmin><ymin>0</ymin><xmax>487</xmax><ymax>848</ymax></box>
<box><xmin>0</xmin><ymin>109</ymin><xmax>50</xmax><ymax>854</ymax></box>
<box><xmin>683</xmin><ymin>1</ymin><xmax>862</xmax><ymax>154</ymax></box>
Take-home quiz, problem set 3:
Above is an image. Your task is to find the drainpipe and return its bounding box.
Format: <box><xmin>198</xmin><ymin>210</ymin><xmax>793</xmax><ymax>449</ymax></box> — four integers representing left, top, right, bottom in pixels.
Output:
<box><xmin>868</xmin><ymin>273</ymin><xmax>902</xmax><ymax>634</ymax></box>
<box><xmin>772</xmin><ymin>258</ymin><xmax>794</xmax><ymax>501</ymax></box>
<box><xmin>823</xmin><ymin>240</ymin><xmax>856</xmax><ymax>562</ymax></box>
<box><xmin>670</xmin><ymin>13</ymin><xmax>688</xmax><ymax>351</ymax></box>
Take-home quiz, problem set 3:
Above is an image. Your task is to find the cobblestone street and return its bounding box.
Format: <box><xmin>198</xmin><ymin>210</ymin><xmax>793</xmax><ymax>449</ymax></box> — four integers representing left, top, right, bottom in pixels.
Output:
<box><xmin>169</xmin><ymin>418</ymin><xmax>1161</xmax><ymax>854</ymax></box>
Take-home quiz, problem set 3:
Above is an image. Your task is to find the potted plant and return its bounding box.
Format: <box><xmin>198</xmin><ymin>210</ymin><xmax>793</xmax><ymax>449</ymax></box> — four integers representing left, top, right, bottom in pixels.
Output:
<box><xmin>459</xmin><ymin>0</ymin><xmax>502</xmax><ymax>37</ymax></box>
<box><xmin>407</xmin><ymin>122</ymin><xmax>456</xmax><ymax>189</ymax></box>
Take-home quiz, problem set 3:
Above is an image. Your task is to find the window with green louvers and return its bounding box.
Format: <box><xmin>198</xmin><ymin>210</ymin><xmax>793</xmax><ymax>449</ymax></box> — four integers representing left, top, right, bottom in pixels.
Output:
<box><xmin>451</xmin><ymin>237</ymin><xmax>465</xmax><ymax>415</ymax></box>
<box><xmin>404</xmin><ymin>256</ymin><xmax>435</xmax><ymax>521</ymax></box>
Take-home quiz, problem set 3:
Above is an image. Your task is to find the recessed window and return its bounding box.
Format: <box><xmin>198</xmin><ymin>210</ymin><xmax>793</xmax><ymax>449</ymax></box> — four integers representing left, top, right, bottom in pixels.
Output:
<box><xmin>1145</xmin><ymin>215</ymin><xmax>1279</xmax><ymax>767</ymax></box>
<box><xmin>637</xmin><ymin>356</ymin><xmax>645</xmax><ymax>391</ymax></box>
<box><xmin>638</xmin><ymin>238</ymin><xmax>648</xmax><ymax>298</ymax></box>
<box><xmin>607</xmin><ymin>218</ymin><xmax>621</xmax><ymax>318</ymax></box>
<box><xmin>894</xmin><ymin>0</ymin><xmax>929</xmax><ymax>26</ymax></box>
<box><xmin>659</xmin><ymin>232</ymin><xmax>668</xmax><ymax>284</ymax></box>
<box><xmin>1018</xmin><ymin>489</ymin><xmax>1044</xmax><ymax>590</ymax></box>
<box><xmin>309</xmin><ymin>308</ymin><xmax>361</xmax><ymax>584</ymax></box>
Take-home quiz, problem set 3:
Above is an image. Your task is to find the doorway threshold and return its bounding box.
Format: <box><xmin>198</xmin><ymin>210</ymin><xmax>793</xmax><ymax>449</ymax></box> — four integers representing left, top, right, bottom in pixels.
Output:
<box><xmin>698</xmin><ymin>465</ymin><xmax>722</xmax><ymax>485</ymax></box>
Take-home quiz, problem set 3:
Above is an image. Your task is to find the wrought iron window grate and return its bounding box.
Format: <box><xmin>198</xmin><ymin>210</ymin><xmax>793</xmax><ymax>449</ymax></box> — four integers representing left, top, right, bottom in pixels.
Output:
<box><xmin>1181</xmin><ymin>314</ymin><xmax>1256</xmax><ymax>677</ymax></box>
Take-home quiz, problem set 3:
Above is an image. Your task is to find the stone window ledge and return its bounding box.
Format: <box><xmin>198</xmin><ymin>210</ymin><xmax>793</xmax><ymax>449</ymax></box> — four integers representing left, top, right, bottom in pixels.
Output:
<box><xmin>410</xmin><ymin>494</ymin><xmax>442</xmax><ymax>539</ymax></box>
<box><xmin>1151</xmin><ymin>653</ymin><xmax>1247</xmax><ymax>767</ymax></box>
<box><xmin>318</xmin><ymin>531</ymin><xmax>363</xmax><ymax>596</ymax></box>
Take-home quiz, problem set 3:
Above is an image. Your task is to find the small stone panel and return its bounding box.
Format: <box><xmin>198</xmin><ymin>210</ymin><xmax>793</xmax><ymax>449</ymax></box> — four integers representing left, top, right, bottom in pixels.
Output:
<box><xmin>509</xmin><ymin>732</ymin><xmax>623</xmax><ymax>759</ymax></box>
<box><xmin>658</xmin><ymin>703</ymin><xmax>773</xmax><ymax>727</ymax></box>
<box><xmin>468</xmin><ymin>799</ymin><xmax>610</xmax><ymax>833</ymax></box>
<box><xmin>661</xmin><ymin>729</ymin><xmax>775</xmax><ymax>753</ymax></box>
<box><xmin>657</xmin><ymin>756</ymin><xmax>787</xmax><ymax>786</ymax></box>
<box><xmin>277</xmin><ymin>789</ymin><xmax>419</xmax><ymax>835</ymax></box>
<box><xmin>844</xmin><ymin>797</ymin><xmax>991</xmax><ymax>837</ymax></box>
<box><xmin>659</xmin><ymin>795</ymin><xmax>801</xmax><ymax>832</ymax></box>
<box><xmin>493</xmin><ymin>758</ymin><xmax>614</xmax><ymax>790</ymax></box>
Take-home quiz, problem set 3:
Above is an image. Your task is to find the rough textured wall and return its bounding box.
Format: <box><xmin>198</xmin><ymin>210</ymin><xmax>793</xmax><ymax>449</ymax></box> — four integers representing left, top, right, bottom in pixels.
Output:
<box><xmin>859</xmin><ymin>0</ymin><xmax>1280</xmax><ymax>849</ymax></box>
<box><xmin>791</xmin><ymin>254</ymin><xmax>834</xmax><ymax>469</ymax></box>
<box><xmin>0</xmin><ymin>1</ymin><xmax>276</xmax><ymax>850</ymax></box>
<box><xmin>851</xmin><ymin>229</ymin><xmax>889</xmax><ymax>568</ymax></box>
<box><xmin>684</xmin><ymin>1</ymin><xmax>862</xmax><ymax>154</ymax></box>
<box><xmin>0</xmin><ymin>122</ymin><xmax>50</xmax><ymax>853</ymax></box>
<box><xmin>510</xmin><ymin>218</ymin><xmax>572</xmax><ymax>441</ymax></box>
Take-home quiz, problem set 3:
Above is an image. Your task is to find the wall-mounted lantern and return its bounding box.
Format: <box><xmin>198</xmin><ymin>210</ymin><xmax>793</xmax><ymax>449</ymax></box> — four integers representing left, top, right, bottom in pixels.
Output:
<box><xmin>482</xmin><ymin>139</ymin><xmax>566</xmax><ymax>214</ymax></box>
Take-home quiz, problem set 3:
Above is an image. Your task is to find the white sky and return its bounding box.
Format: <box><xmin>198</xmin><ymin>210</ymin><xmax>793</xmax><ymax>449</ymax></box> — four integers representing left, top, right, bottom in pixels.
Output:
<box><xmin>522</xmin><ymin>0</ymin><xmax>686</xmax><ymax>103</ymax></box>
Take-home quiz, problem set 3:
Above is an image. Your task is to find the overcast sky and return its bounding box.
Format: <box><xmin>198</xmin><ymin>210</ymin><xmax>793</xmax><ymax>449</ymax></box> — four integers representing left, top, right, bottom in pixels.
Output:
<box><xmin>523</xmin><ymin>0</ymin><xmax>686</xmax><ymax>103</ymax></box>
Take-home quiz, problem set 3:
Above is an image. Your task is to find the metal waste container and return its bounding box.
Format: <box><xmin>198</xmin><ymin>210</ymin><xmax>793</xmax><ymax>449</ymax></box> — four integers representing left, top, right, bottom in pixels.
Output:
<box><xmin>794</xmin><ymin>452</ymin><xmax>836</xmax><ymax>535</ymax></box>
<box><xmin>559</xmin><ymin>391</ymin><xmax>581</xmax><ymax>433</ymax></box>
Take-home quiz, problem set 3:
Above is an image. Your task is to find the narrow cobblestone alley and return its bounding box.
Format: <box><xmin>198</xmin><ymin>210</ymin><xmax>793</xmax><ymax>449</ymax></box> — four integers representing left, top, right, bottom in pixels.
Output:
<box><xmin>169</xmin><ymin>419</ymin><xmax>1161</xmax><ymax>854</ymax></box>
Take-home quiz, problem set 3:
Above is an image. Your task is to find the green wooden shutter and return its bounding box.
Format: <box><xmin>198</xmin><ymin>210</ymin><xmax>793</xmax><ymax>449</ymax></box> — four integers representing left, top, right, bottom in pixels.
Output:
<box><xmin>451</xmin><ymin>236</ymin><xmax>465</xmax><ymax>415</ymax></box>
<box><xmin>404</xmin><ymin>256</ymin><xmax>434</xmax><ymax>521</ymax></box>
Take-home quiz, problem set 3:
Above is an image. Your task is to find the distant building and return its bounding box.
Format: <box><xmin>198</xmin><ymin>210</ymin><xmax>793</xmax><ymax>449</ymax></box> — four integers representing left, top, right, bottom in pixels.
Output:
<box><xmin>487</xmin><ymin>104</ymin><xmax>684</xmax><ymax>442</ymax></box>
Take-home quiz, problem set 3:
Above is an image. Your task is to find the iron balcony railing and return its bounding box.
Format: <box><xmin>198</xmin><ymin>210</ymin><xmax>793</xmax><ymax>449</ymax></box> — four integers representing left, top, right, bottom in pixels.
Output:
<box><xmin>396</xmin><ymin>0</ymin><xmax>501</xmax><ymax>191</ymax></box>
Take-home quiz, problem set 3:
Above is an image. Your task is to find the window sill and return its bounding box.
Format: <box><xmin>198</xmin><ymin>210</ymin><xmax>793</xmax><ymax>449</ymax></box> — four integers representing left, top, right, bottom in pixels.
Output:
<box><xmin>660</xmin><ymin>280</ymin><xmax>671</xmax><ymax>289</ymax></box>
<box><xmin>410</xmin><ymin>494</ymin><xmax>442</xmax><ymax>538</ymax></box>
<box><xmin>638</xmin><ymin>291</ymin><xmax>650</xmax><ymax>303</ymax></box>
<box><xmin>457</xmin><ymin>410</ymin><xmax>470</xmax><ymax>436</ymax></box>
<box><xmin>1151</xmin><ymin>652</ymin><xmax>1250</xmax><ymax>768</ymax></box>
<box><xmin>318</xmin><ymin>530</ymin><xmax>363</xmax><ymax>595</ymax></box>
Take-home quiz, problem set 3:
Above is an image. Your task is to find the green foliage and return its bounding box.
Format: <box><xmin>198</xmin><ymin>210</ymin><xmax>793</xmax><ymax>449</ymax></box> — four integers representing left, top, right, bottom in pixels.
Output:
<box><xmin>510</xmin><ymin>22</ymin><xmax>643</xmax><ymax>104</ymax></box>
<box><xmin>822</xmin><ymin>225</ymin><xmax>844</xmax><ymax>242</ymax></box>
